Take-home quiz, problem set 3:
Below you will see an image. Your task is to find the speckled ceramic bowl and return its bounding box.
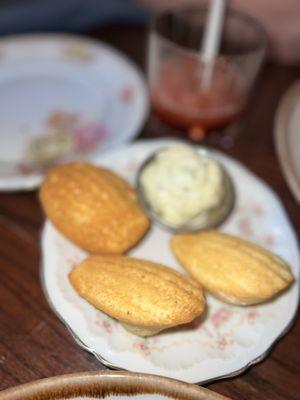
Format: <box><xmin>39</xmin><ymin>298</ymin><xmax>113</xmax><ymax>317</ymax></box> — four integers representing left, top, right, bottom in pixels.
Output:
<box><xmin>0</xmin><ymin>371</ymin><xmax>230</xmax><ymax>400</ymax></box>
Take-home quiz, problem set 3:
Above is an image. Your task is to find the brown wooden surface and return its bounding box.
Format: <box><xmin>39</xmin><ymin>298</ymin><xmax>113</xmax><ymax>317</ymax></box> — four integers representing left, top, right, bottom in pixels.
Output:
<box><xmin>0</xmin><ymin>26</ymin><xmax>299</xmax><ymax>399</ymax></box>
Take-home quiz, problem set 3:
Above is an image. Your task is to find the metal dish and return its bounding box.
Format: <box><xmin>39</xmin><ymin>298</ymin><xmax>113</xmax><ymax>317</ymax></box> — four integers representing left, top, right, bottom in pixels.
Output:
<box><xmin>136</xmin><ymin>145</ymin><xmax>235</xmax><ymax>233</ymax></box>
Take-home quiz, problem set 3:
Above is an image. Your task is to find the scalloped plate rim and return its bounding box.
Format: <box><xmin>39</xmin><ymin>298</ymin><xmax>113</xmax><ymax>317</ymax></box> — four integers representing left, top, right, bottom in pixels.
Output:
<box><xmin>40</xmin><ymin>138</ymin><xmax>300</xmax><ymax>384</ymax></box>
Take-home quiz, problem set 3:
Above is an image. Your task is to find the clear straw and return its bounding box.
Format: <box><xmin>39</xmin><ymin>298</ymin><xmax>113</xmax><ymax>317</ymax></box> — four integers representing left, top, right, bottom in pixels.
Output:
<box><xmin>201</xmin><ymin>0</ymin><xmax>227</xmax><ymax>89</ymax></box>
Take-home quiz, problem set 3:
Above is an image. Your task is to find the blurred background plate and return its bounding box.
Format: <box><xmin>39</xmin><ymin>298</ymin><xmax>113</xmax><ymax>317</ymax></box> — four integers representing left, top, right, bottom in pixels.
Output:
<box><xmin>0</xmin><ymin>371</ymin><xmax>230</xmax><ymax>400</ymax></box>
<box><xmin>0</xmin><ymin>33</ymin><xmax>148</xmax><ymax>192</ymax></box>
<box><xmin>275</xmin><ymin>81</ymin><xmax>300</xmax><ymax>203</ymax></box>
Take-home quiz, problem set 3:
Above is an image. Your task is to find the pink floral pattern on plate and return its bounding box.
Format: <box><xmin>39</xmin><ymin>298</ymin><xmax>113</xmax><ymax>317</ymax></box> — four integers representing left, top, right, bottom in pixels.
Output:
<box><xmin>120</xmin><ymin>84</ymin><xmax>135</xmax><ymax>103</ymax></box>
<box><xmin>234</xmin><ymin>202</ymin><xmax>277</xmax><ymax>249</ymax></box>
<box><xmin>19</xmin><ymin>110</ymin><xmax>109</xmax><ymax>174</ymax></box>
<box><xmin>42</xmin><ymin>140</ymin><xmax>299</xmax><ymax>382</ymax></box>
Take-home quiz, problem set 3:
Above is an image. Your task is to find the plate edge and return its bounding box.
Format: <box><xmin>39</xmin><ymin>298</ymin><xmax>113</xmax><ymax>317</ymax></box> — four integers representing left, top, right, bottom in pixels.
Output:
<box><xmin>274</xmin><ymin>81</ymin><xmax>300</xmax><ymax>203</ymax></box>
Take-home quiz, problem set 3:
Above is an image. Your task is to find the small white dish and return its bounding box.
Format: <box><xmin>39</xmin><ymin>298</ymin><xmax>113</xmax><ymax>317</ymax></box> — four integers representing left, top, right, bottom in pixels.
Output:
<box><xmin>41</xmin><ymin>139</ymin><xmax>299</xmax><ymax>384</ymax></box>
<box><xmin>0</xmin><ymin>371</ymin><xmax>230</xmax><ymax>400</ymax></box>
<box><xmin>0</xmin><ymin>33</ymin><xmax>148</xmax><ymax>192</ymax></box>
<box><xmin>275</xmin><ymin>80</ymin><xmax>300</xmax><ymax>203</ymax></box>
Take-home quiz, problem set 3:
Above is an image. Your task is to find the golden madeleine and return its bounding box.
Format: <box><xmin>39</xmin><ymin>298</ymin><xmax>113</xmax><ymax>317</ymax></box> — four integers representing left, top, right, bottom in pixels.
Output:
<box><xmin>69</xmin><ymin>255</ymin><xmax>206</xmax><ymax>336</ymax></box>
<box><xmin>171</xmin><ymin>231</ymin><xmax>294</xmax><ymax>305</ymax></box>
<box><xmin>39</xmin><ymin>162</ymin><xmax>150</xmax><ymax>254</ymax></box>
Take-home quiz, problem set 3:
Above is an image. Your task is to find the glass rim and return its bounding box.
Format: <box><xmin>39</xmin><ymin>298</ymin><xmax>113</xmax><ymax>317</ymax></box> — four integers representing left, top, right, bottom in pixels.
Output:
<box><xmin>150</xmin><ymin>6</ymin><xmax>268</xmax><ymax>58</ymax></box>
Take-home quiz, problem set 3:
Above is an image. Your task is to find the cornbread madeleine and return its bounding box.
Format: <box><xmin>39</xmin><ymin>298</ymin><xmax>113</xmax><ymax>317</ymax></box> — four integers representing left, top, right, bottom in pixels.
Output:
<box><xmin>171</xmin><ymin>231</ymin><xmax>294</xmax><ymax>305</ymax></box>
<box><xmin>69</xmin><ymin>255</ymin><xmax>206</xmax><ymax>337</ymax></box>
<box><xmin>39</xmin><ymin>162</ymin><xmax>150</xmax><ymax>254</ymax></box>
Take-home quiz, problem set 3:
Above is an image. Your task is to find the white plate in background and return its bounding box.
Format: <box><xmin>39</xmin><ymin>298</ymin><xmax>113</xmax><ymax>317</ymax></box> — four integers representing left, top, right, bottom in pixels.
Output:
<box><xmin>0</xmin><ymin>33</ymin><xmax>148</xmax><ymax>191</ymax></box>
<box><xmin>275</xmin><ymin>80</ymin><xmax>300</xmax><ymax>203</ymax></box>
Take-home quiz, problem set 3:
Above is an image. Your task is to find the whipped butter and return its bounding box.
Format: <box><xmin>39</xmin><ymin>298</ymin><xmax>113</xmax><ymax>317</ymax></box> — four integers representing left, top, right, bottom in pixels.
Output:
<box><xmin>139</xmin><ymin>145</ymin><xmax>227</xmax><ymax>228</ymax></box>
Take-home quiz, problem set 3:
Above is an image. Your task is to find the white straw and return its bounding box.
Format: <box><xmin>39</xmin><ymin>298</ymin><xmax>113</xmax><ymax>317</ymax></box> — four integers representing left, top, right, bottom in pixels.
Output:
<box><xmin>201</xmin><ymin>0</ymin><xmax>226</xmax><ymax>89</ymax></box>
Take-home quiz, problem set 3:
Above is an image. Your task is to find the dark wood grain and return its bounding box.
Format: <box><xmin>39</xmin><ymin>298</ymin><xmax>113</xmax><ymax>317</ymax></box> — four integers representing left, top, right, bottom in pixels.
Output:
<box><xmin>0</xmin><ymin>26</ymin><xmax>299</xmax><ymax>399</ymax></box>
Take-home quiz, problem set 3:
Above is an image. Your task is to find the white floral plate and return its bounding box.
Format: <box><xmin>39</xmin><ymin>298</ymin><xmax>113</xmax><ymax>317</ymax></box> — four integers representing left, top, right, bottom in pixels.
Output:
<box><xmin>0</xmin><ymin>33</ymin><xmax>148</xmax><ymax>191</ymax></box>
<box><xmin>41</xmin><ymin>139</ymin><xmax>299</xmax><ymax>384</ymax></box>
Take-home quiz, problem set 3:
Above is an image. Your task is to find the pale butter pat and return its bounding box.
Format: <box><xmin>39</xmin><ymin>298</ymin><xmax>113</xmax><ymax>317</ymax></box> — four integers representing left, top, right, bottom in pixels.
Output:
<box><xmin>140</xmin><ymin>145</ymin><xmax>225</xmax><ymax>227</ymax></box>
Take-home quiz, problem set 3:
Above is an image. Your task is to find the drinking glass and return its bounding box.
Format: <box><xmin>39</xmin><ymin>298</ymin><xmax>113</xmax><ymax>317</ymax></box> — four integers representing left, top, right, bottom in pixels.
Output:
<box><xmin>147</xmin><ymin>6</ymin><xmax>267</xmax><ymax>141</ymax></box>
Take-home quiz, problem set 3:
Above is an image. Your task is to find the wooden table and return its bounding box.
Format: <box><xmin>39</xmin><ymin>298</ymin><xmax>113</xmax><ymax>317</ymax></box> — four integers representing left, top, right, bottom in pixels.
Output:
<box><xmin>0</xmin><ymin>26</ymin><xmax>299</xmax><ymax>400</ymax></box>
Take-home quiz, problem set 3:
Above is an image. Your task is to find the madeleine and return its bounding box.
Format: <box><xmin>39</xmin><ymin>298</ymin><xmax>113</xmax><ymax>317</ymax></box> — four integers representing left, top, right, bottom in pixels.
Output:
<box><xmin>171</xmin><ymin>231</ymin><xmax>294</xmax><ymax>305</ymax></box>
<box><xmin>69</xmin><ymin>255</ymin><xmax>206</xmax><ymax>337</ymax></box>
<box><xmin>39</xmin><ymin>162</ymin><xmax>150</xmax><ymax>254</ymax></box>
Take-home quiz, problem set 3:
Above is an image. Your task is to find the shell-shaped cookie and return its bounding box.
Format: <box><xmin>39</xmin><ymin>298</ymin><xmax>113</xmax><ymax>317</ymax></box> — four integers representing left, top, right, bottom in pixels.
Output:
<box><xmin>69</xmin><ymin>255</ymin><xmax>206</xmax><ymax>336</ymax></box>
<box><xmin>171</xmin><ymin>231</ymin><xmax>294</xmax><ymax>305</ymax></box>
<box><xmin>39</xmin><ymin>162</ymin><xmax>150</xmax><ymax>254</ymax></box>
